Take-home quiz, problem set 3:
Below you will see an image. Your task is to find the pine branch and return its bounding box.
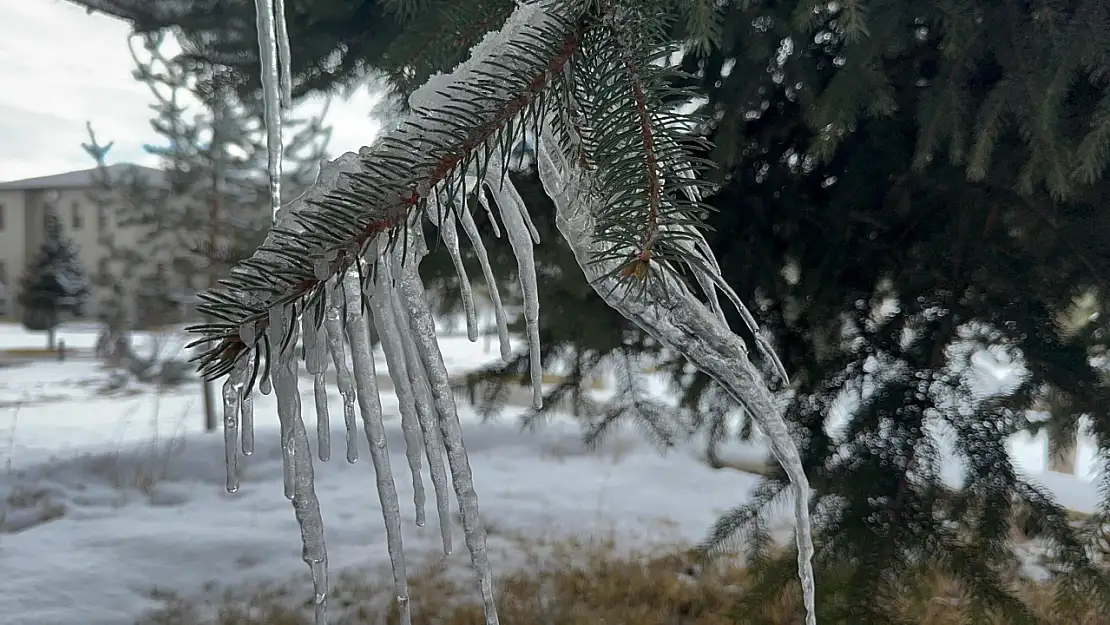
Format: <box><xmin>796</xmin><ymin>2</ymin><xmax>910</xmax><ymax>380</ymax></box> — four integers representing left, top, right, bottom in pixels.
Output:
<box><xmin>187</xmin><ymin>0</ymin><xmax>587</xmax><ymax>378</ymax></box>
<box><xmin>538</xmin><ymin>121</ymin><xmax>815</xmax><ymax>623</ymax></box>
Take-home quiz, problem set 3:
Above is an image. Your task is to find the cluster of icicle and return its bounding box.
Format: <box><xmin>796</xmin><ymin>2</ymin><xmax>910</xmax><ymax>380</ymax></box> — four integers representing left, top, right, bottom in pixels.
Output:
<box><xmin>237</xmin><ymin>1</ymin><xmax>818</xmax><ymax>625</ymax></box>
<box><xmin>222</xmin><ymin>221</ymin><xmax>509</xmax><ymax>625</ymax></box>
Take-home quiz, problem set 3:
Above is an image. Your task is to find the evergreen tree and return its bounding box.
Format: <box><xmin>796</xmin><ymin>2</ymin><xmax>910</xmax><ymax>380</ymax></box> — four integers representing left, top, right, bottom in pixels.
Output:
<box><xmin>83</xmin><ymin>31</ymin><xmax>331</xmax><ymax>426</ymax></box>
<box><xmin>81</xmin><ymin>0</ymin><xmax>1110</xmax><ymax>620</ymax></box>
<box><xmin>18</xmin><ymin>210</ymin><xmax>90</xmax><ymax>349</ymax></box>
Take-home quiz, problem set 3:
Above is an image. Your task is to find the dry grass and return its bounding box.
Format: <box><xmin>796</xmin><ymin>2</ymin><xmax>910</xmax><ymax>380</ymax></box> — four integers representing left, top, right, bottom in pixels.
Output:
<box><xmin>0</xmin><ymin>348</ymin><xmax>62</xmax><ymax>357</ymax></box>
<box><xmin>138</xmin><ymin>535</ymin><xmax>1110</xmax><ymax>625</ymax></box>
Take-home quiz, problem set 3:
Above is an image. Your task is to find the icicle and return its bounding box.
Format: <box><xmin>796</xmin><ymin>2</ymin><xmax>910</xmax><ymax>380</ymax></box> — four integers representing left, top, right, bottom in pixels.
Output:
<box><xmin>239</xmin><ymin>350</ymin><xmax>254</xmax><ymax>457</ymax></box>
<box><xmin>253</xmin><ymin>0</ymin><xmax>284</xmax><ymax>218</ymax></box>
<box><xmin>273</xmin><ymin>0</ymin><xmax>293</xmax><ymax>108</ymax></box>
<box><xmin>241</xmin><ymin>386</ymin><xmax>255</xmax><ymax>456</ymax></box>
<box><xmin>260</xmin><ymin>374</ymin><xmax>273</xmax><ymax>395</ymax></box>
<box><xmin>678</xmin><ymin>222</ymin><xmax>789</xmax><ymax>383</ymax></box>
<box><xmin>269</xmin><ymin>305</ymin><xmax>296</xmax><ymax>499</ymax></box>
<box><xmin>474</xmin><ymin>183</ymin><xmax>503</xmax><ymax>238</ymax></box>
<box><xmin>537</xmin><ymin>129</ymin><xmax>816</xmax><ymax>625</ymax></box>
<box><xmin>391</xmin><ymin>235</ymin><xmax>499</xmax><ymax>625</ymax></box>
<box><xmin>303</xmin><ymin>306</ymin><xmax>331</xmax><ymax>461</ymax></box>
<box><xmin>515</xmin><ymin>193</ymin><xmax>541</xmax><ymax>245</ymax></box>
<box><xmin>457</xmin><ymin>196</ymin><xmax>512</xmax><ymax>361</ymax></box>
<box><xmin>483</xmin><ymin>167</ymin><xmax>542</xmax><ymax>409</ymax></box>
<box><xmin>385</xmin><ymin>260</ymin><xmax>454</xmax><ymax>554</ymax></box>
<box><xmin>322</xmin><ymin>281</ymin><xmax>359</xmax><ymax>463</ymax></box>
<box><xmin>222</xmin><ymin>356</ymin><xmax>247</xmax><ymax>493</ymax></box>
<box><xmin>341</xmin><ymin>269</ymin><xmax>412</xmax><ymax>625</ymax></box>
<box><xmin>368</xmin><ymin>257</ymin><xmax>429</xmax><ymax>529</ymax></box>
<box><xmin>271</xmin><ymin>305</ymin><xmax>330</xmax><ymax>625</ymax></box>
<box><xmin>430</xmin><ymin>192</ymin><xmax>479</xmax><ymax>341</ymax></box>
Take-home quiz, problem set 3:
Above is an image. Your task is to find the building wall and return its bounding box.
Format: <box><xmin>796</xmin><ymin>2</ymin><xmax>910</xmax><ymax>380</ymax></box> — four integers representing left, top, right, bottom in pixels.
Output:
<box><xmin>0</xmin><ymin>184</ymin><xmax>206</xmax><ymax>325</ymax></box>
<box><xmin>0</xmin><ymin>190</ymin><xmax>27</xmax><ymax>317</ymax></box>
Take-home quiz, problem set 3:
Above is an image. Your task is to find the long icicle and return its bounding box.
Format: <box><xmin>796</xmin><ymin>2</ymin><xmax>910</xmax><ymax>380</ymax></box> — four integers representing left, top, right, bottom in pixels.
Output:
<box><xmin>392</xmin><ymin>232</ymin><xmax>499</xmax><ymax>625</ymax></box>
<box><xmin>253</xmin><ymin>0</ymin><xmax>283</xmax><ymax>218</ymax></box>
<box><xmin>458</xmin><ymin>196</ymin><xmax>513</xmax><ymax>361</ymax></box>
<box><xmin>385</xmin><ymin>260</ymin><xmax>454</xmax><ymax>555</ymax></box>
<box><xmin>341</xmin><ymin>270</ymin><xmax>412</xmax><ymax>625</ymax></box>
<box><xmin>432</xmin><ymin>191</ymin><xmax>479</xmax><ymax>341</ymax></box>
<box><xmin>368</xmin><ymin>257</ymin><xmax>430</xmax><ymax>529</ymax></box>
<box><xmin>303</xmin><ymin>305</ymin><xmax>332</xmax><ymax>461</ymax></box>
<box><xmin>270</xmin><ymin>304</ymin><xmax>296</xmax><ymax>499</ymax></box>
<box><xmin>236</xmin><ymin>327</ymin><xmax>256</xmax><ymax>455</ymax></box>
<box><xmin>270</xmin><ymin>306</ymin><xmax>330</xmax><ymax>625</ymax></box>
<box><xmin>322</xmin><ymin>285</ymin><xmax>359</xmax><ymax>463</ymax></box>
<box><xmin>240</xmin><ymin>351</ymin><xmax>255</xmax><ymax>455</ymax></box>
<box><xmin>222</xmin><ymin>355</ymin><xmax>246</xmax><ymax>493</ymax></box>
<box><xmin>273</xmin><ymin>0</ymin><xmax>293</xmax><ymax>108</ymax></box>
<box><xmin>482</xmin><ymin>171</ymin><xmax>542</xmax><ymax>409</ymax></box>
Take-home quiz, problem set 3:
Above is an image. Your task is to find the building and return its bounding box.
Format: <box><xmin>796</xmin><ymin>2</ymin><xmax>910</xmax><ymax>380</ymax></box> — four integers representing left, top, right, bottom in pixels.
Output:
<box><xmin>0</xmin><ymin>164</ymin><xmax>196</xmax><ymax>325</ymax></box>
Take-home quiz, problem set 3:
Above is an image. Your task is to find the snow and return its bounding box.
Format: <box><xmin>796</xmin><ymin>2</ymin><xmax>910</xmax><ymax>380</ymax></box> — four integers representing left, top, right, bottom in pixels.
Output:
<box><xmin>0</xmin><ymin>321</ymin><xmax>1104</xmax><ymax>624</ymax></box>
<box><xmin>0</xmin><ymin>341</ymin><xmax>770</xmax><ymax>625</ymax></box>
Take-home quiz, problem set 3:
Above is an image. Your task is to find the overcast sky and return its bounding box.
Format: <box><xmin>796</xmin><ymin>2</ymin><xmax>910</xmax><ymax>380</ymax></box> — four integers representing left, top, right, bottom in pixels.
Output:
<box><xmin>0</xmin><ymin>1</ymin><xmax>382</xmax><ymax>183</ymax></box>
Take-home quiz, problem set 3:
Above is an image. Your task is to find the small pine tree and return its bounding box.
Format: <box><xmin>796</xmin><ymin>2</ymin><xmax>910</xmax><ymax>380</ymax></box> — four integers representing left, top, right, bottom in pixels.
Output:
<box><xmin>83</xmin><ymin>31</ymin><xmax>331</xmax><ymax>429</ymax></box>
<box><xmin>18</xmin><ymin>211</ymin><xmax>90</xmax><ymax>349</ymax></box>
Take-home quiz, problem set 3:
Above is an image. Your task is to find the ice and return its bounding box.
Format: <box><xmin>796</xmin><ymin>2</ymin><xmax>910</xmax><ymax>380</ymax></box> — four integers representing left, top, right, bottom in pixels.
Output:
<box><xmin>384</xmin><ymin>256</ymin><xmax>455</xmax><ymax>554</ymax></box>
<box><xmin>222</xmin><ymin>356</ymin><xmax>246</xmax><ymax>493</ymax></box>
<box><xmin>273</xmin><ymin>0</ymin><xmax>293</xmax><ymax>108</ymax></box>
<box><xmin>368</xmin><ymin>259</ymin><xmax>429</xmax><ymax>527</ymax></box>
<box><xmin>322</xmin><ymin>282</ymin><xmax>359</xmax><ymax>463</ymax></box>
<box><xmin>253</xmin><ymin>0</ymin><xmax>284</xmax><ymax>218</ymax></box>
<box><xmin>341</xmin><ymin>270</ymin><xmax>412</xmax><ymax>625</ymax></box>
<box><xmin>482</xmin><ymin>164</ymin><xmax>542</xmax><ymax>408</ymax></box>
<box><xmin>430</xmin><ymin>192</ymin><xmax>479</xmax><ymax>341</ymax></box>
<box><xmin>241</xmin><ymin>358</ymin><xmax>256</xmax><ymax>456</ymax></box>
<box><xmin>464</xmin><ymin>193</ymin><xmax>512</xmax><ymax>359</ymax></box>
<box><xmin>536</xmin><ymin>127</ymin><xmax>816</xmax><ymax>625</ymax></box>
<box><xmin>269</xmin><ymin>304</ymin><xmax>296</xmax><ymax>499</ymax></box>
<box><xmin>391</xmin><ymin>233</ymin><xmax>499</xmax><ymax>625</ymax></box>
<box><xmin>271</xmin><ymin>312</ymin><xmax>331</xmax><ymax>625</ymax></box>
<box><xmin>303</xmin><ymin>306</ymin><xmax>332</xmax><ymax>461</ymax></box>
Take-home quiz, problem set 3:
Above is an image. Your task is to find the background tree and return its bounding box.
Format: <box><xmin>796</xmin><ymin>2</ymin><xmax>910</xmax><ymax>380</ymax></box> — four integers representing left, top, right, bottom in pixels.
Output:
<box><xmin>77</xmin><ymin>0</ymin><xmax>1110</xmax><ymax>620</ymax></box>
<box><xmin>18</xmin><ymin>210</ymin><xmax>90</xmax><ymax>350</ymax></box>
<box><xmin>83</xmin><ymin>31</ymin><xmax>332</xmax><ymax>427</ymax></box>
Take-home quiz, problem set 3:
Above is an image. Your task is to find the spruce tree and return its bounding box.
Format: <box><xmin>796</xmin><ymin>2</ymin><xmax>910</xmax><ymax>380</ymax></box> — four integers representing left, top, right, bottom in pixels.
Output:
<box><xmin>18</xmin><ymin>211</ymin><xmax>90</xmax><ymax>349</ymax></box>
<box><xmin>75</xmin><ymin>0</ymin><xmax>1110</xmax><ymax>620</ymax></box>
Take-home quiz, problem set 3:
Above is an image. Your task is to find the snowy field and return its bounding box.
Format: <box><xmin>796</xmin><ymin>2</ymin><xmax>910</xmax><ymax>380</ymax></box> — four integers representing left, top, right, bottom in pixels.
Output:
<box><xmin>0</xmin><ymin>321</ymin><xmax>1103</xmax><ymax>624</ymax></box>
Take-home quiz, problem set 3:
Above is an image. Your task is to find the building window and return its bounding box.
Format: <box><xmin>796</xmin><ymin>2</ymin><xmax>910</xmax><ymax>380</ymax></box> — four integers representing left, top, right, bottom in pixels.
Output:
<box><xmin>0</xmin><ymin>261</ymin><xmax>6</xmax><ymax>284</ymax></box>
<box><xmin>97</xmin><ymin>206</ymin><xmax>108</xmax><ymax>232</ymax></box>
<box><xmin>0</xmin><ymin>203</ymin><xmax>5</xmax><ymax>230</ymax></box>
<box><xmin>72</xmin><ymin>202</ymin><xmax>83</xmax><ymax>230</ymax></box>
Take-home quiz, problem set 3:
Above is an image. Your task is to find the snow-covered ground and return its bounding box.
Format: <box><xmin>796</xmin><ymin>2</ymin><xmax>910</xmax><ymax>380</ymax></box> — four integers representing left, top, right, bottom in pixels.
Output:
<box><xmin>0</xmin><ymin>321</ymin><xmax>1103</xmax><ymax>624</ymax></box>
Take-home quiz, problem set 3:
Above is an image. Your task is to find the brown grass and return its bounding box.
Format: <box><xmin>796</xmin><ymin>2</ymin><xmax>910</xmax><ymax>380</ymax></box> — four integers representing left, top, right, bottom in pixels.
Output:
<box><xmin>0</xmin><ymin>348</ymin><xmax>62</xmax><ymax>357</ymax></box>
<box><xmin>137</xmin><ymin>535</ymin><xmax>1110</xmax><ymax>625</ymax></box>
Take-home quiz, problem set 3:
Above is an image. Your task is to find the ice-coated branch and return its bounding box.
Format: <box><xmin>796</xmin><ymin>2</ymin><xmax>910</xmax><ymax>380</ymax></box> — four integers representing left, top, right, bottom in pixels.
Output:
<box><xmin>536</xmin><ymin>133</ymin><xmax>817</xmax><ymax>625</ymax></box>
<box><xmin>189</xmin><ymin>0</ymin><xmax>584</xmax><ymax>379</ymax></box>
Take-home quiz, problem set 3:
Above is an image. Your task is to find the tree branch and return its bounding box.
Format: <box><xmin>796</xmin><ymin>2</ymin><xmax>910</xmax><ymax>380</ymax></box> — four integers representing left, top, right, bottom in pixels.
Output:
<box><xmin>537</xmin><ymin>129</ymin><xmax>817</xmax><ymax>625</ymax></box>
<box><xmin>186</xmin><ymin>0</ymin><xmax>585</xmax><ymax>377</ymax></box>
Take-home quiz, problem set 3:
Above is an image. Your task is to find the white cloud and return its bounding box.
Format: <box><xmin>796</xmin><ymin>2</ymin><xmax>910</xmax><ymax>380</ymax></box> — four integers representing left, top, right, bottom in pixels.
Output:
<box><xmin>0</xmin><ymin>1</ymin><xmax>382</xmax><ymax>183</ymax></box>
